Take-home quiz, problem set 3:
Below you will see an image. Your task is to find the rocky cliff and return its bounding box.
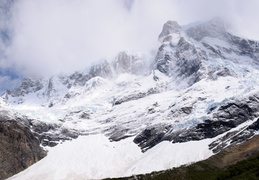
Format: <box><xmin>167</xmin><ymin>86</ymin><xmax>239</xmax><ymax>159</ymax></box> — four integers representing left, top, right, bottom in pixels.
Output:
<box><xmin>0</xmin><ymin>119</ymin><xmax>46</xmax><ymax>180</ymax></box>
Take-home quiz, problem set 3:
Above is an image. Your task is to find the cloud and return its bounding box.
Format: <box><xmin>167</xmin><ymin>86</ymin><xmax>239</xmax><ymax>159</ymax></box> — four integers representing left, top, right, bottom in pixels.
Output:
<box><xmin>0</xmin><ymin>0</ymin><xmax>258</xmax><ymax>78</ymax></box>
<box><xmin>8</xmin><ymin>0</ymin><xmax>133</xmax><ymax>75</ymax></box>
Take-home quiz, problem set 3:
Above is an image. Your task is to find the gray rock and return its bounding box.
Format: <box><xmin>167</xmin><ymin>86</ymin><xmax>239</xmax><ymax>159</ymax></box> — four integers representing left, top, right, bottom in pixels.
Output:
<box><xmin>155</xmin><ymin>36</ymin><xmax>206</xmax><ymax>84</ymax></box>
<box><xmin>158</xmin><ymin>21</ymin><xmax>181</xmax><ymax>43</ymax></box>
<box><xmin>113</xmin><ymin>87</ymin><xmax>159</xmax><ymax>105</ymax></box>
<box><xmin>6</xmin><ymin>78</ymin><xmax>44</xmax><ymax>97</ymax></box>
<box><xmin>0</xmin><ymin>119</ymin><xmax>46</xmax><ymax>180</ymax></box>
<box><xmin>134</xmin><ymin>92</ymin><xmax>259</xmax><ymax>151</ymax></box>
<box><xmin>133</xmin><ymin>125</ymin><xmax>171</xmax><ymax>152</ymax></box>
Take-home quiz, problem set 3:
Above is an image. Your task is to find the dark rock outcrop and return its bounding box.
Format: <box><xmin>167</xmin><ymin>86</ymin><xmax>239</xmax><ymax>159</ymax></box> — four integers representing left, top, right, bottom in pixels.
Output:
<box><xmin>26</xmin><ymin>119</ymin><xmax>79</xmax><ymax>147</ymax></box>
<box><xmin>0</xmin><ymin>119</ymin><xmax>46</xmax><ymax>180</ymax></box>
<box><xmin>170</xmin><ymin>94</ymin><xmax>259</xmax><ymax>144</ymax></box>
<box><xmin>113</xmin><ymin>88</ymin><xmax>159</xmax><ymax>105</ymax></box>
<box><xmin>134</xmin><ymin>92</ymin><xmax>259</xmax><ymax>151</ymax></box>
<box><xmin>209</xmin><ymin>118</ymin><xmax>259</xmax><ymax>153</ymax></box>
<box><xmin>133</xmin><ymin>125</ymin><xmax>171</xmax><ymax>152</ymax></box>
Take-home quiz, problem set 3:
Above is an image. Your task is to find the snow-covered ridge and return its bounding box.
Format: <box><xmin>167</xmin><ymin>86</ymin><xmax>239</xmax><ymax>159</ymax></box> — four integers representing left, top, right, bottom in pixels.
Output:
<box><xmin>3</xmin><ymin>19</ymin><xmax>259</xmax><ymax>179</ymax></box>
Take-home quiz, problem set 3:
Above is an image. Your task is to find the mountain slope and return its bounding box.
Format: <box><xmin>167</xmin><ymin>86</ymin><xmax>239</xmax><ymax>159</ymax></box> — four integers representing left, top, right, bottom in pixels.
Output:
<box><xmin>0</xmin><ymin>118</ymin><xmax>46</xmax><ymax>180</ymax></box>
<box><xmin>3</xmin><ymin>19</ymin><xmax>259</xmax><ymax>179</ymax></box>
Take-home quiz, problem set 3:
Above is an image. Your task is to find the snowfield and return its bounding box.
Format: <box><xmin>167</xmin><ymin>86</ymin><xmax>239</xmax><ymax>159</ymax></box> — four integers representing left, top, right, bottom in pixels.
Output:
<box><xmin>8</xmin><ymin>134</ymin><xmax>213</xmax><ymax>180</ymax></box>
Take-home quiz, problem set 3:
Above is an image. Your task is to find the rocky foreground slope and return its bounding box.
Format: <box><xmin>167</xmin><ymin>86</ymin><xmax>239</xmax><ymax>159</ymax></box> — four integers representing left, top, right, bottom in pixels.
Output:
<box><xmin>1</xmin><ymin>19</ymin><xmax>259</xmax><ymax>179</ymax></box>
<box><xmin>0</xmin><ymin>117</ymin><xmax>46</xmax><ymax>180</ymax></box>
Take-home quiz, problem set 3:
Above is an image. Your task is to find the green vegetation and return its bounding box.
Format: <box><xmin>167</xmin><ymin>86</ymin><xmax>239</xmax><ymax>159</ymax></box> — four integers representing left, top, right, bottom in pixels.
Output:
<box><xmin>105</xmin><ymin>154</ymin><xmax>259</xmax><ymax>180</ymax></box>
<box><xmin>217</xmin><ymin>155</ymin><xmax>259</xmax><ymax>180</ymax></box>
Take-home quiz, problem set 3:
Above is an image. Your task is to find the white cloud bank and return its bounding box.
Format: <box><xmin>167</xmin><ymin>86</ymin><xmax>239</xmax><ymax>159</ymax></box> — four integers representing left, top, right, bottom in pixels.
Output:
<box><xmin>2</xmin><ymin>0</ymin><xmax>259</xmax><ymax>77</ymax></box>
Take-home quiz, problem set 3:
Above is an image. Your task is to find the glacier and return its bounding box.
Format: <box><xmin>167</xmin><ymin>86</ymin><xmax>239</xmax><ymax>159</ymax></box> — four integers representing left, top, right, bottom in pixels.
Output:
<box><xmin>2</xmin><ymin>19</ymin><xmax>259</xmax><ymax>179</ymax></box>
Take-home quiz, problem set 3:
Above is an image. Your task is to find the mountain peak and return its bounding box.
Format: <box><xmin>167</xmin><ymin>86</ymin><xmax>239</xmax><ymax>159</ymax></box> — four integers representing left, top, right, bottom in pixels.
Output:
<box><xmin>158</xmin><ymin>20</ymin><xmax>181</xmax><ymax>43</ymax></box>
<box><xmin>2</xmin><ymin>18</ymin><xmax>259</xmax><ymax>180</ymax></box>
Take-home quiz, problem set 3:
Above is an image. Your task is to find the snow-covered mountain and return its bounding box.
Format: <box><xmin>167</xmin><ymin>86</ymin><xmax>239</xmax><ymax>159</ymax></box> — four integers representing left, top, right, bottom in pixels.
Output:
<box><xmin>2</xmin><ymin>19</ymin><xmax>259</xmax><ymax>179</ymax></box>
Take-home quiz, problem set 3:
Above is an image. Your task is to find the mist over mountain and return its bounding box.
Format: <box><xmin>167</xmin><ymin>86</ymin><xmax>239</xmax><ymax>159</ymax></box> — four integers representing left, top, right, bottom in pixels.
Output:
<box><xmin>0</xmin><ymin>1</ymin><xmax>259</xmax><ymax>180</ymax></box>
<box><xmin>0</xmin><ymin>0</ymin><xmax>259</xmax><ymax>93</ymax></box>
<box><xmin>0</xmin><ymin>16</ymin><xmax>258</xmax><ymax>179</ymax></box>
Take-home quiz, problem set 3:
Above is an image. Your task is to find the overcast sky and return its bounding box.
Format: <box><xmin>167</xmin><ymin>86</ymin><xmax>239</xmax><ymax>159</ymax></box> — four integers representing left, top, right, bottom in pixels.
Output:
<box><xmin>0</xmin><ymin>0</ymin><xmax>259</xmax><ymax>91</ymax></box>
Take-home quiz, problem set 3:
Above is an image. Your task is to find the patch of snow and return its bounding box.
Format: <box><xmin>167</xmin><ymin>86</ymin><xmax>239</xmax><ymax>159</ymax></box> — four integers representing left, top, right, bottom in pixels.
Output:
<box><xmin>8</xmin><ymin>134</ymin><xmax>213</xmax><ymax>180</ymax></box>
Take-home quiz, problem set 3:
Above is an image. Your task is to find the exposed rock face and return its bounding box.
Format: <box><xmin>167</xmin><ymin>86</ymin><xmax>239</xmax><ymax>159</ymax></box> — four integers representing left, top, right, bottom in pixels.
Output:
<box><xmin>155</xmin><ymin>18</ymin><xmax>259</xmax><ymax>86</ymax></box>
<box><xmin>18</xmin><ymin>117</ymin><xmax>80</xmax><ymax>147</ymax></box>
<box><xmin>172</xmin><ymin>99</ymin><xmax>257</xmax><ymax>144</ymax></box>
<box><xmin>133</xmin><ymin>125</ymin><xmax>171</xmax><ymax>152</ymax></box>
<box><xmin>155</xmin><ymin>21</ymin><xmax>208</xmax><ymax>85</ymax></box>
<box><xmin>155</xmin><ymin>38</ymin><xmax>205</xmax><ymax>84</ymax></box>
<box><xmin>6</xmin><ymin>78</ymin><xmax>44</xmax><ymax>98</ymax></box>
<box><xmin>113</xmin><ymin>87</ymin><xmax>159</xmax><ymax>106</ymax></box>
<box><xmin>134</xmin><ymin>92</ymin><xmax>259</xmax><ymax>151</ymax></box>
<box><xmin>0</xmin><ymin>119</ymin><xmax>46</xmax><ymax>180</ymax></box>
<box><xmin>209</xmin><ymin>118</ymin><xmax>259</xmax><ymax>153</ymax></box>
<box><xmin>158</xmin><ymin>20</ymin><xmax>181</xmax><ymax>43</ymax></box>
